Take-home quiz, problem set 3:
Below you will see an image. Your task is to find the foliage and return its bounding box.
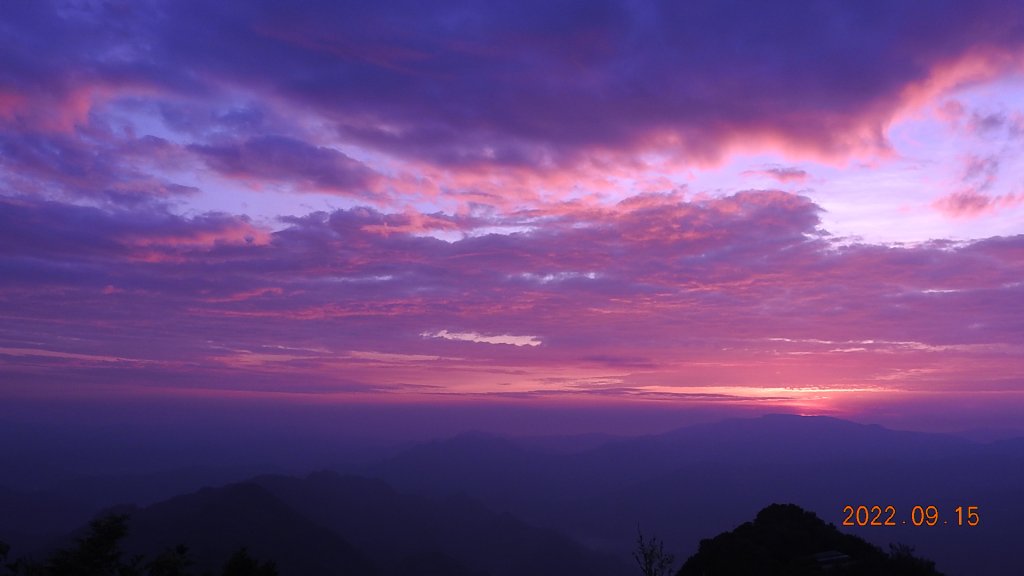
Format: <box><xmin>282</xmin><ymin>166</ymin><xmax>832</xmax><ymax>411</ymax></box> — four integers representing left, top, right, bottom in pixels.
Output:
<box><xmin>220</xmin><ymin>549</ymin><xmax>277</xmax><ymax>576</ymax></box>
<box><xmin>44</xmin><ymin>514</ymin><xmax>135</xmax><ymax>576</ymax></box>
<box><xmin>633</xmin><ymin>527</ymin><xmax>675</xmax><ymax>576</ymax></box>
<box><xmin>145</xmin><ymin>546</ymin><xmax>193</xmax><ymax>576</ymax></box>
<box><xmin>888</xmin><ymin>543</ymin><xmax>941</xmax><ymax>576</ymax></box>
<box><xmin>1</xmin><ymin>516</ymin><xmax>276</xmax><ymax>576</ymax></box>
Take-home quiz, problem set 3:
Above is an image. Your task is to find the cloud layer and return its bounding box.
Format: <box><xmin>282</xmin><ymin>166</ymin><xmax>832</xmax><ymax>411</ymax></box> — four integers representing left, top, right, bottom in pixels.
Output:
<box><xmin>3</xmin><ymin>1</ymin><xmax>1024</xmax><ymax>180</ymax></box>
<box><xmin>2</xmin><ymin>191</ymin><xmax>1020</xmax><ymax>417</ymax></box>
<box><xmin>1</xmin><ymin>1</ymin><xmax>1023</xmax><ymax>428</ymax></box>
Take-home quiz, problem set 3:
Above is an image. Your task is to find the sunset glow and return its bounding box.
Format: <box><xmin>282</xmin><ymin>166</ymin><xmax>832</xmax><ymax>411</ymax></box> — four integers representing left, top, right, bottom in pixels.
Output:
<box><xmin>2</xmin><ymin>1</ymin><xmax>1023</xmax><ymax>434</ymax></box>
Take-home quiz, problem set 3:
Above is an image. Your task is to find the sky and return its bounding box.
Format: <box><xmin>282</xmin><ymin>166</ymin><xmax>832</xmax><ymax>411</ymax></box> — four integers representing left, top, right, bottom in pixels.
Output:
<box><xmin>1</xmin><ymin>0</ymin><xmax>1023</xmax><ymax>437</ymax></box>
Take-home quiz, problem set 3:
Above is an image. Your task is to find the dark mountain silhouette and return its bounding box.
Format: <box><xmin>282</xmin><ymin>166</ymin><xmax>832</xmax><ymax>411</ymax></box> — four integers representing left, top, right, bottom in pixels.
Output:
<box><xmin>0</xmin><ymin>465</ymin><xmax>284</xmax><ymax>554</ymax></box>
<box><xmin>676</xmin><ymin>503</ymin><xmax>943</xmax><ymax>575</ymax></box>
<box><xmin>250</xmin><ymin>471</ymin><xmax>628</xmax><ymax>576</ymax></box>
<box><xmin>116</xmin><ymin>482</ymin><xmax>371</xmax><ymax>575</ymax></box>
<box><xmin>21</xmin><ymin>473</ymin><xmax>626</xmax><ymax>576</ymax></box>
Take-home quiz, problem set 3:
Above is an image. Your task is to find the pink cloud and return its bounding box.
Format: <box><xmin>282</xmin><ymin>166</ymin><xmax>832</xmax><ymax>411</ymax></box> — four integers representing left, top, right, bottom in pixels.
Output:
<box><xmin>0</xmin><ymin>90</ymin><xmax>25</xmax><ymax>120</ymax></box>
<box><xmin>360</xmin><ymin>208</ymin><xmax>470</xmax><ymax>236</ymax></box>
<box><xmin>933</xmin><ymin>189</ymin><xmax>1022</xmax><ymax>218</ymax></box>
<box><xmin>3</xmin><ymin>3</ymin><xmax>1024</xmax><ymax>433</ymax></box>
<box><xmin>2</xmin><ymin>191</ymin><xmax>1020</xmax><ymax>417</ymax></box>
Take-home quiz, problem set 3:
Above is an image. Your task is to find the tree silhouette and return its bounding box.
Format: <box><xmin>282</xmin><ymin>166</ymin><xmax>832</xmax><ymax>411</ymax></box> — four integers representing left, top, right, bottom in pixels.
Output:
<box><xmin>633</xmin><ymin>526</ymin><xmax>675</xmax><ymax>576</ymax></box>
<box><xmin>220</xmin><ymin>549</ymin><xmax>277</xmax><ymax>576</ymax></box>
<box><xmin>146</xmin><ymin>545</ymin><xmax>193</xmax><ymax>576</ymax></box>
<box><xmin>0</xmin><ymin>515</ymin><xmax>281</xmax><ymax>576</ymax></box>
<box><xmin>46</xmin><ymin>514</ymin><xmax>137</xmax><ymax>576</ymax></box>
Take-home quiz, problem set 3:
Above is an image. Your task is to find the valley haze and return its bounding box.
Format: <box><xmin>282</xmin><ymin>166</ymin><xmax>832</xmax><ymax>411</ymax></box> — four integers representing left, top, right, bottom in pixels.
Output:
<box><xmin>2</xmin><ymin>413</ymin><xmax>1022</xmax><ymax>575</ymax></box>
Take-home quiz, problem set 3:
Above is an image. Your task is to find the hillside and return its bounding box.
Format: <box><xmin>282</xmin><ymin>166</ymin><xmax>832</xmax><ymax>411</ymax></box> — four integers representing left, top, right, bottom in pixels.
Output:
<box><xmin>677</xmin><ymin>503</ymin><xmax>943</xmax><ymax>575</ymax></box>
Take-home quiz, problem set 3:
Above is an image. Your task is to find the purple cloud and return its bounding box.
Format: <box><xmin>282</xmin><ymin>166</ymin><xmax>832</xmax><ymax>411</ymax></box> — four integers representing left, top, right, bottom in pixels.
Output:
<box><xmin>962</xmin><ymin>154</ymin><xmax>1000</xmax><ymax>191</ymax></box>
<box><xmin>743</xmin><ymin>167</ymin><xmax>809</xmax><ymax>183</ymax></box>
<box><xmin>3</xmin><ymin>1</ymin><xmax>1023</xmax><ymax>171</ymax></box>
<box><xmin>2</xmin><ymin>191</ymin><xmax>1020</xmax><ymax>405</ymax></box>
<box><xmin>933</xmin><ymin>189</ymin><xmax>1022</xmax><ymax>218</ymax></box>
<box><xmin>189</xmin><ymin>135</ymin><xmax>379</xmax><ymax>196</ymax></box>
<box><xmin>1</xmin><ymin>2</ymin><xmax>1022</xmax><ymax>427</ymax></box>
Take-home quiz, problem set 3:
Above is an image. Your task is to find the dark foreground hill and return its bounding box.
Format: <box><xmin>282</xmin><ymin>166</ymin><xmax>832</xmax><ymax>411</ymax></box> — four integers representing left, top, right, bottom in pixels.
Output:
<box><xmin>677</xmin><ymin>504</ymin><xmax>943</xmax><ymax>576</ymax></box>
<box><xmin>5</xmin><ymin>472</ymin><xmax>627</xmax><ymax>576</ymax></box>
<box><xmin>249</xmin><ymin>471</ymin><xmax>626</xmax><ymax>576</ymax></box>
<box><xmin>119</xmin><ymin>481</ymin><xmax>371</xmax><ymax>575</ymax></box>
<box><xmin>2</xmin><ymin>500</ymin><xmax>945</xmax><ymax>576</ymax></box>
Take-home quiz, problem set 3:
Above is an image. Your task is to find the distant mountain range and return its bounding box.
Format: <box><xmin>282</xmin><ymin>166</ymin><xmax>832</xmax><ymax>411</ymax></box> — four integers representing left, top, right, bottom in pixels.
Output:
<box><xmin>366</xmin><ymin>415</ymin><xmax>1024</xmax><ymax>576</ymax></box>
<box><xmin>2</xmin><ymin>415</ymin><xmax>1021</xmax><ymax>575</ymax></box>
